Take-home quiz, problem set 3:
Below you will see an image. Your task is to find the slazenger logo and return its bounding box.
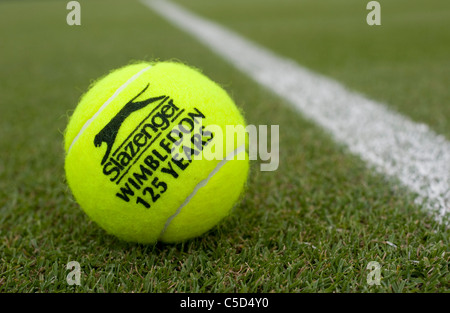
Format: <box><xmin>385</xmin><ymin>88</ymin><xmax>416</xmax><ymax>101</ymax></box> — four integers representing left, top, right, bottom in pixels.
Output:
<box><xmin>93</xmin><ymin>83</ymin><xmax>193</xmax><ymax>185</ymax></box>
<box><xmin>93</xmin><ymin>82</ymin><xmax>207</xmax><ymax>188</ymax></box>
<box><xmin>91</xmin><ymin>82</ymin><xmax>214</xmax><ymax>209</ymax></box>
<box><xmin>94</xmin><ymin>84</ymin><xmax>165</xmax><ymax>166</ymax></box>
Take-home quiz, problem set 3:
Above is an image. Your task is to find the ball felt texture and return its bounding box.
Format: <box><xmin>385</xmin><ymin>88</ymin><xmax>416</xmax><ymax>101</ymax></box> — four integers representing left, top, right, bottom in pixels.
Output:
<box><xmin>64</xmin><ymin>61</ymin><xmax>249</xmax><ymax>244</ymax></box>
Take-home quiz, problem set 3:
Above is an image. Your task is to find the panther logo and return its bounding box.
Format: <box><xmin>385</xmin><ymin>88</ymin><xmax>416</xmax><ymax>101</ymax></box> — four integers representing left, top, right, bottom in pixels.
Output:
<box><xmin>94</xmin><ymin>84</ymin><xmax>165</xmax><ymax>165</ymax></box>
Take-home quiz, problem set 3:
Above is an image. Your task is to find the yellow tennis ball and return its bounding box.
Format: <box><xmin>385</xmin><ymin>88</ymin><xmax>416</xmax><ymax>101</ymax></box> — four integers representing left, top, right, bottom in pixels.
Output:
<box><xmin>64</xmin><ymin>61</ymin><xmax>249</xmax><ymax>244</ymax></box>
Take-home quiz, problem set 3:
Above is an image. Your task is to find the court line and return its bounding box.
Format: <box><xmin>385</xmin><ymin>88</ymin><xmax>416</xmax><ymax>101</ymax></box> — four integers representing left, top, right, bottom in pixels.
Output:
<box><xmin>141</xmin><ymin>0</ymin><xmax>450</xmax><ymax>219</ymax></box>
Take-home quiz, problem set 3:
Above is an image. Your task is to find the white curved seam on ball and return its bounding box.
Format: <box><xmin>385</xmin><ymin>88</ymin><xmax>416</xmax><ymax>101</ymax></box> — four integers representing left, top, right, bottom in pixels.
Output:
<box><xmin>67</xmin><ymin>65</ymin><xmax>153</xmax><ymax>154</ymax></box>
<box><xmin>158</xmin><ymin>144</ymin><xmax>247</xmax><ymax>239</ymax></box>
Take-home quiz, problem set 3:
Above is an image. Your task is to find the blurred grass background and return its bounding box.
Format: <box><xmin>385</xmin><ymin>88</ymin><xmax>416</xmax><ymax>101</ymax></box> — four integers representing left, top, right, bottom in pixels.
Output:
<box><xmin>174</xmin><ymin>0</ymin><xmax>450</xmax><ymax>138</ymax></box>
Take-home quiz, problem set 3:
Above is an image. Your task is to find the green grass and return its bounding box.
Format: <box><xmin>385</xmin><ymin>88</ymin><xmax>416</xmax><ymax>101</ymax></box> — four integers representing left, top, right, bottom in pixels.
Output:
<box><xmin>0</xmin><ymin>0</ymin><xmax>449</xmax><ymax>292</ymax></box>
<box><xmin>174</xmin><ymin>0</ymin><xmax>450</xmax><ymax>139</ymax></box>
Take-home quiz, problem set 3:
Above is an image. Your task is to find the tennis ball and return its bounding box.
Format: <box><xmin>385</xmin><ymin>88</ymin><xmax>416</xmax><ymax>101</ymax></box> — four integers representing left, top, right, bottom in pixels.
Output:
<box><xmin>64</xmin><ymin>61</ymin><xmax>249</xmax><ymax>244</ymax></box>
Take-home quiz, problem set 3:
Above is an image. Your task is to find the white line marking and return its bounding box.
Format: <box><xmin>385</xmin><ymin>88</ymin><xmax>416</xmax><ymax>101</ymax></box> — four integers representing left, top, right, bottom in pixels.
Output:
<box><xmin>159</xmin><ymin>144</ymin><xmax>246</xmax><ymax>239</ymax></box>
<box><xmin>68</xmin><ymin>65</ymin><xmax>153</xmax><ymax>153</ymax></box>
<box><xmin>142</xmin><ymin>0</ymin><xmax>450</xmax><ymax>218</ymax></box>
